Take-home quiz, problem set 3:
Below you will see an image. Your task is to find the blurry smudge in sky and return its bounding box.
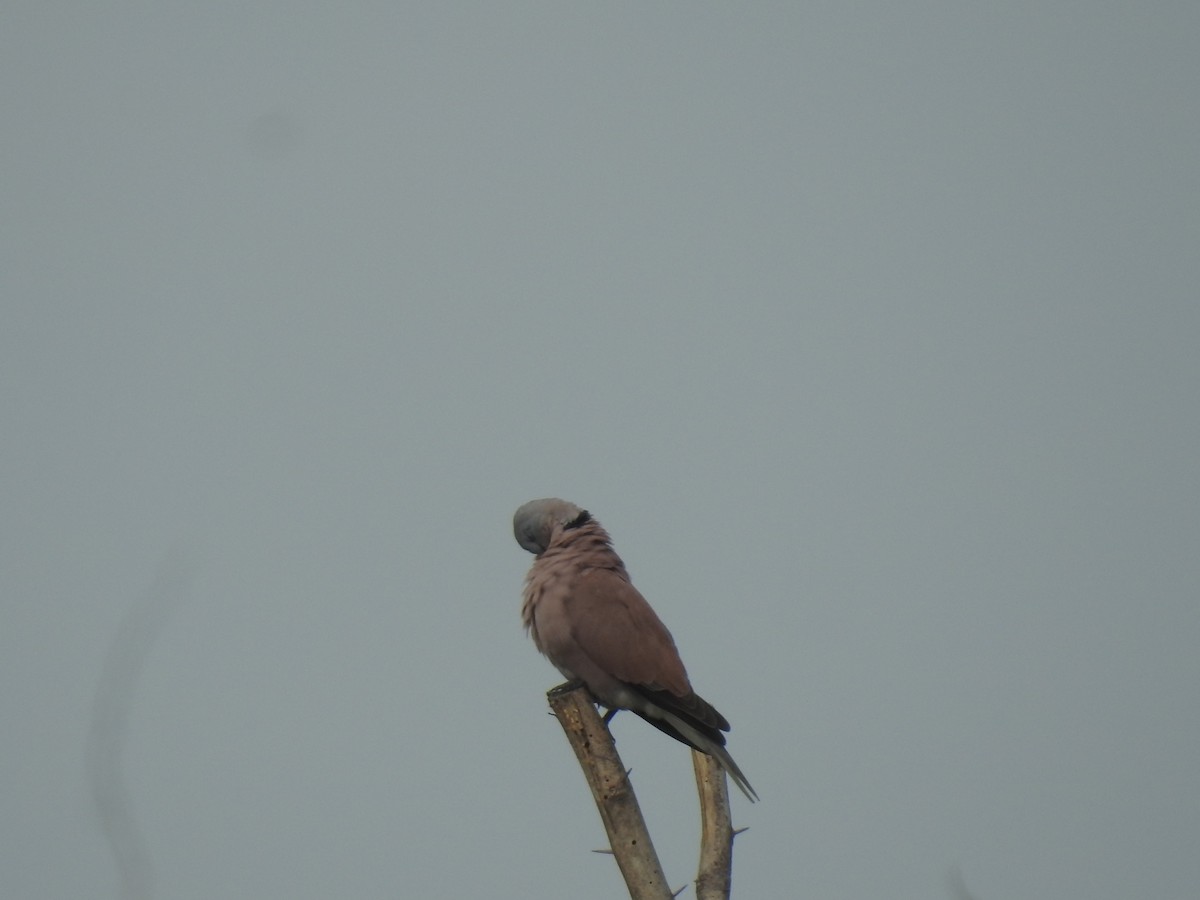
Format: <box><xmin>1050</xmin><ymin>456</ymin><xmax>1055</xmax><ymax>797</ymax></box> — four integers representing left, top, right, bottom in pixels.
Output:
<box><xmin>87</xmin><ymin>554</ymin><xmax>190</xmax><ymax>900</ymax></box>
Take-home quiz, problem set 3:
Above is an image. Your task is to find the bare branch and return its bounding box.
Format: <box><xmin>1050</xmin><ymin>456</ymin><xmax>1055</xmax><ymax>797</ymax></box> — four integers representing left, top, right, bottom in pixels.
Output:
<box><xmin>547</xmin><ymin>683</ymin><xmax>673</xmax><ymax>900</ymax></box>
<box><xmin>692</xmin><ymin>750</ymin><xmax>734</xmax><ymax>900</ymax></box>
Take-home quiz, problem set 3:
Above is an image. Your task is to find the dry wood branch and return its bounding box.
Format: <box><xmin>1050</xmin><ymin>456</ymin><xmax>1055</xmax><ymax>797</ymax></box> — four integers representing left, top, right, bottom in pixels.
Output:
<box><xmin>548</xmin><ymin>683</ymin><xmax>673</xmax><ymax>900</ymax></box>
<box><xmin>692</xmin><ymin>749</ymin><xmax>735</xmax><ymax>900</ymax></box>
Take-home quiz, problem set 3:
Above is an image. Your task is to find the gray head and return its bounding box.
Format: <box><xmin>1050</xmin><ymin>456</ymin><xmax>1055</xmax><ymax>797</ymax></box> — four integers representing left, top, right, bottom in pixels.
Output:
<box><xmin>513</xmin><ymin>498</ymin><xmax>590</xmax><ymax>555</ymax></box>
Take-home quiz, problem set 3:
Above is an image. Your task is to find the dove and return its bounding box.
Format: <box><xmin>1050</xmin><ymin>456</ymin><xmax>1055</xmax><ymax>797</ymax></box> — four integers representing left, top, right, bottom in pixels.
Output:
<box><xmin>514</xmin><ymin>498</ymin><xmax>756</xmax><ymax>801</ymax></box>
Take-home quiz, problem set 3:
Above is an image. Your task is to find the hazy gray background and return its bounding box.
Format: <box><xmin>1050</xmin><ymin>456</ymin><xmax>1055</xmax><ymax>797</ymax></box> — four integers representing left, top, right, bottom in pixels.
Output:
<box><xmin>4</xmin><ymin>4</ymin><xmax>1197</xmax><ymax>899</ymax></box>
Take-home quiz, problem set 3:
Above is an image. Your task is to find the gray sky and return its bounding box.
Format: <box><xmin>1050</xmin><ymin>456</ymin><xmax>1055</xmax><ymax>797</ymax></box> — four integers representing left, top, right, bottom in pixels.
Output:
<box><xmin>4</xmin><ymin>4</ymin><xmax>1198</xmax><ymax>899</ymax></box>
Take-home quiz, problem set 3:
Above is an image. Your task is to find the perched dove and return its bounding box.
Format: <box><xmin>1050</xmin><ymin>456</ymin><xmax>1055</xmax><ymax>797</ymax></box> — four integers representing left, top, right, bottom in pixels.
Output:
<box><xmin>514</xmin><ymin>498</ymin><xmax>757</xmax><ymax>801</ymax></box>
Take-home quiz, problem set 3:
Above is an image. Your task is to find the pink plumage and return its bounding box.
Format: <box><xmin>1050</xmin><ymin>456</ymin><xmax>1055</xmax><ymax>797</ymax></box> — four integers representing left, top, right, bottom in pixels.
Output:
<box><xmin>514</xmin><ymin>498</ymin><xmax>756</xmax><ymax>801</ymax></box>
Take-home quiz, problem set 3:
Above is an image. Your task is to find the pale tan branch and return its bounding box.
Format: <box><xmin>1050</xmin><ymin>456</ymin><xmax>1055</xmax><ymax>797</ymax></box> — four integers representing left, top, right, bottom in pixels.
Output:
<box><xmin>547</xmin><ymin>683</ymin><xmax>673</xmax><ymax>900</ymax></box>
<box><xmin>692</xmin><ymin>749</ymin><xmax>735</xmax><ymax>900</ymax></box>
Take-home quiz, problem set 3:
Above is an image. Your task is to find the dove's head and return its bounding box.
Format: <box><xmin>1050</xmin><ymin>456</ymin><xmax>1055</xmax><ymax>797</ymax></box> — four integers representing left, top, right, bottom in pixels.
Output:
<box><xmin>513</xmin><ymin>498</ymin><xmax>590</xmax><ymax>555</ymax></box>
